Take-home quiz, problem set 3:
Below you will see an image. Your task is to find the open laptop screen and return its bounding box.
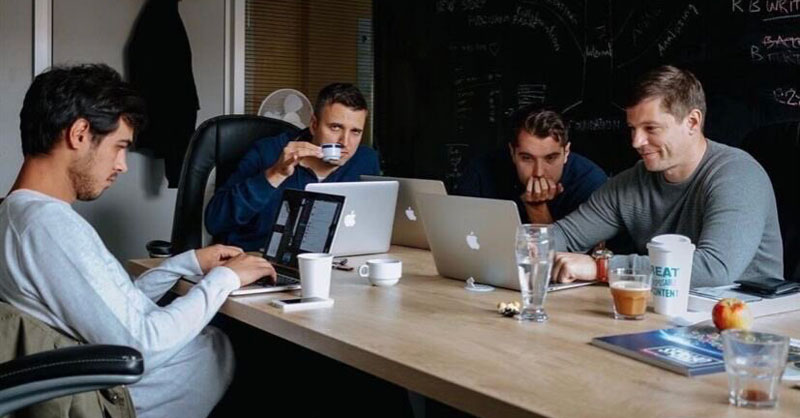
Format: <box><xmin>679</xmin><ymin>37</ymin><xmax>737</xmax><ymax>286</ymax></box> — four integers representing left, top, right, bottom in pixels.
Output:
<box><xmin>263</xmin><ymin>188</ymin><xmax>345</xmax><ymax>271</ymax></box>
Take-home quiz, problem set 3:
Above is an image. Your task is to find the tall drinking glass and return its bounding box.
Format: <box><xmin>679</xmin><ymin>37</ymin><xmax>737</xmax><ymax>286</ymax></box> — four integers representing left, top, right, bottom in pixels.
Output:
<box><xmin>515</xmin><ymin>224</ymin><xmax>555</xmax><ymax>322</ymax></box>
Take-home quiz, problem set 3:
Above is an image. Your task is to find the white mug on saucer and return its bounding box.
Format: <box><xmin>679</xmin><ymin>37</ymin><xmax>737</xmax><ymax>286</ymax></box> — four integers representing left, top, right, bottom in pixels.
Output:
<box><xmin>358</xmin><ymin>258</ymin><xmax>402</xmax><ymax>287</ymax></box>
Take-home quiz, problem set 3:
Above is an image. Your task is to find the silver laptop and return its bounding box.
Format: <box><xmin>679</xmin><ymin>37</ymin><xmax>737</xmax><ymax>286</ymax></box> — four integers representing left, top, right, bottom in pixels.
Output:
<box><xmin>184</xmin><ymin>188</ymin><xmax>345</xmax><ymax>296</ymax></box>
<box><xmin>360</xmin><ymin>175</ymin><xmax>446</xmax><ymax>249</ymax></box>
<box><xmin>306</xmin><ymin>181</ymin><xmax>399</xmax><ymax>256</ymax></box>
<box><xmin>416</xmin><ymin>193</ymin><xmax>596</xmax><ymax>292</ymax></box>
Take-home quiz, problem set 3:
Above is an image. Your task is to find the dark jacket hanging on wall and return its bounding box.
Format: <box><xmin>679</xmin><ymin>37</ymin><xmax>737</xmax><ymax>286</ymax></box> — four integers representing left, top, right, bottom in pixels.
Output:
<box><xmin>127</xmin><ymin>0</ymin><xmax>199</xmax><ymax>188</ymax></box>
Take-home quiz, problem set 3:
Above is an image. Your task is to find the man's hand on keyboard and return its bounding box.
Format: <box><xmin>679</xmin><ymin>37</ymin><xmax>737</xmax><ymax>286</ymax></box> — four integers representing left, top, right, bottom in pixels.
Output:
<box><xmin>223</xmin><ymin>254</ymin><xmax>276</xmax><ymax>287</ymax></box>
<box><xmin>195</xmin><ymin>244</ymin><xmax>244</xmax><ymax>274</ymax></box>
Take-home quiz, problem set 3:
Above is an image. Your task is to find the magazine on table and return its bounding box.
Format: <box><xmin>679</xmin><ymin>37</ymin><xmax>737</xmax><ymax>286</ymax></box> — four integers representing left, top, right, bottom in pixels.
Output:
<box><xmin>592</xmin><ymin>326</ymin><xmax>800</xmax><ymax>378</ymax></box>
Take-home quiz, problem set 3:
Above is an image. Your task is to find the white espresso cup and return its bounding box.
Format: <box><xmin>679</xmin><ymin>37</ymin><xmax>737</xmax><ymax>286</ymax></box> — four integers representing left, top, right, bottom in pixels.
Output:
<box><xmin>358</xmin><ymin>258</ymin><xmax>402</xmax><ymax>287</ymax></box>
<box><xmin>297</xmin><ymin>253</ymin><xmax>333</xmax><ymax>298</ymax></box>
<box><xmin>321</xmin><ymin>143</ymin><xmax>342</xmax><ymax>163</ymax></box>
<box><xmin>647</xmin><ymin>234</ymin><xmax>695</xmax><ymax>317</ymax></box>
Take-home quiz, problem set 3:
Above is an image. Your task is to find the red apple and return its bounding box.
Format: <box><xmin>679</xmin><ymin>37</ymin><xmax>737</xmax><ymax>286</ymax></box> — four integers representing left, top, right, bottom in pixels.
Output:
<box><xmin>712</xmin><ymin>298</ymin><xmax>753</xmax><ymax>331</ymax></box>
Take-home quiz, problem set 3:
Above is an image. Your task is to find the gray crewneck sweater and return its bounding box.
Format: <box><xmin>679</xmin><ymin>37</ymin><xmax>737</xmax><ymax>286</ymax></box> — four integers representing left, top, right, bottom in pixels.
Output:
<box><xmin>553</xmin><ymin>140</ymin><xmax>783</xmax><ymax>287</ymax></box>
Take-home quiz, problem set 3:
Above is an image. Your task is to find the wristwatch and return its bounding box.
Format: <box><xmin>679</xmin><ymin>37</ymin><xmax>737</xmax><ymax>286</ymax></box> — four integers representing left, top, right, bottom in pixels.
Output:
<box><xmin>592</xmin><ymin>248</ymin><xmax>613</xmax><ymax>282</ymax></box>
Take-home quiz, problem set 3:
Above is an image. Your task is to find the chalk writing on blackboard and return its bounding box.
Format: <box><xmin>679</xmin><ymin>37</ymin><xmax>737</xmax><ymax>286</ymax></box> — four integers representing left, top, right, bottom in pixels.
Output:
<box><xmin>763</xmin><ymin>34</ymin><xmax>800</xmax><ymax>48</ymax></box>
<box><xmin>436</xmin><ymin>0</ymin><xmax>488</xmax><ymax>13</ymax></box>
<box><xmin>448</xmin><ymin>41</ymin><xmax>500</xmax><ymax>56</ymax></box>
<box><xmin>751</xmin><ymin>34</ymin><xmax>800</xmax><ymax>64</ymax></box>
<box><xmin>453</xmin><ymin>71</ymin><xmax>503</xmax><ymax>135</ymax></box>
<box><xmin>517</xmin><ymin>84</ymin><xmax>547</xmax><ymax>106</ymax></box>
<box><xmin>764</xmin><ymin>1</ymin><xmax>800</xmax><ymax>17</ymax></box>
<box><xmin>444</xmin><ymin>143</ymin><xmax>470</xmax><ymax>191</ymax></box>
<box><xmin>656</xmin><ymin>4</ymin><xmax>700</xmax><ymax>56</ymax></box>
<box><xmin>751</xmin><ymin>46</ymin><xmax>800</xmax><ymax>64</ymax></box>
<box><xmin>569</xmin><ymin>118</ymin><xmax>622</xmax><ymax>132</ymax></box>
<box><xmin>731</xmin><ymin>0</ymin><xmax>763</xmax><ymax>14</ymax></box>
<box><xmin>586</xmin><ymin>43</ymin><xmax>613</xmax><ymax>59</ymax></box>
<box><xmin>466</xmin><ymin>7</ymin><xmax>561</xmax><ymax>51</ymax></box>
<box><xmin>488</xmin><ymin>89</ymin><xmax>501</xmax><ymax>123</ymax></box>
<box><xmin>513</xmin><ymin>7</ymin><xmax>561</xmax><ymax>51</ymax></box>
<box><xmin>731</xmin><ymin>0</ymin><xmax>800</xmax><ymax>21</ymax></box>
<box><xmin>773</xmin><ymin>87</ymin><xmax>800</xmax><ymax>107</ymax></box>
<box><xmin>631</xmin><ymin>8</ymin><xmax>663</xmax><ymax>47</ymax></box>
<box><xmin>539</xmin><ymin>0</ymin><xmax>578</xmax><ymax>25</ymax></box>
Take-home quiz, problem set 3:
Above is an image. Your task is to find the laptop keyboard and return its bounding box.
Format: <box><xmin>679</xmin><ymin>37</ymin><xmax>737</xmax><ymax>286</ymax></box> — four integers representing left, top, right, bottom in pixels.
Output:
<box><xmin>256</xmin><ymin>273</ymin><xmax>299</xmax><ymax>287</ymax></box>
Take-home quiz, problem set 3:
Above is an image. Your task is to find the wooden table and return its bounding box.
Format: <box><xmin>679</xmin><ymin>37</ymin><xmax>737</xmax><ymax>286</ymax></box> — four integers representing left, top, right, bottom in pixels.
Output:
<box><xmin>128</xmin><ymin>246</ymin><xmax>800</xmax><ymax>417</ymax></box>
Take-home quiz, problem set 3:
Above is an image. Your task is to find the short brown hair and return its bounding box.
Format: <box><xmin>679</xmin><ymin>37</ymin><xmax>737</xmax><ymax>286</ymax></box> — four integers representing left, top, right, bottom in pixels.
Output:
<box><xmin>314</xmin><ymin>83</ymin><xmax>367</xmax><ymax>117</ymax></box>
<box><xmin>510</xmin><ymin>106</ymin><xmax>568</xmax><ymax>147</ymax></box>
<box><xmin>625</xmin><ymin>65</ymin><xmax>706</xmax><ymax>128</ymax></box>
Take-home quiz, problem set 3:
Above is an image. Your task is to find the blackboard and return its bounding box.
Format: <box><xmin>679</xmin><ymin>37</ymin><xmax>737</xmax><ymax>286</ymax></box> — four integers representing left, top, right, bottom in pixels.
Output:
<box><xmin>374</xmin><ymin>0</ymin><xmax>800</xmax><ymax>184</ymax></box>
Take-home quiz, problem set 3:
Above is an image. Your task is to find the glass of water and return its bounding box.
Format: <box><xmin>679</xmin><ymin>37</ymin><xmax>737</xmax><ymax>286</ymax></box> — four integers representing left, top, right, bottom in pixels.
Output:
<box><xmin>515</xmin><ymin>224</ymin><xmax>555</xmax><ymax>322</ymax></box>
<box><xmin>722</xmin><ymin>330</ymin><xmax>789</xmax><ymax>408</ymax></box>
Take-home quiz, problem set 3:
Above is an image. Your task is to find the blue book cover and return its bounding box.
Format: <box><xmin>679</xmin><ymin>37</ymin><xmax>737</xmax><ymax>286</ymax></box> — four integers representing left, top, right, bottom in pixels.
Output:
<box><xmin>591</xmin><ymin>326</ymin><xmax>726</xmax><ymax>376</ymax></box>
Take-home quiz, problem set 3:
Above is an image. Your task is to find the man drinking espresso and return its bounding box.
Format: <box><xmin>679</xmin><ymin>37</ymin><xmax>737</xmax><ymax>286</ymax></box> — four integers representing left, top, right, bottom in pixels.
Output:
<box><xmin>205</xmin><ymin>83</ymin><xmax>380</xmax><ymax>251</ymax></box>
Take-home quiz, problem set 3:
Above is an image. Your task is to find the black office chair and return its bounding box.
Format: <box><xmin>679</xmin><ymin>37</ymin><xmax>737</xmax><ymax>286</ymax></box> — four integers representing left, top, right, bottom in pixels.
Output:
<box><xmin>0</xmin><ymin>345</ymin><xmax>143</xmax><ymax>416</ymax></box>
<box><xmin>0</xmin><ymin>301</ymin><xmax>143</xmax><ymax>417</ymax></box>
<box><xmin>149</xmin><ymin>115</ymin><xmax>301</xmax><ymax>255</ymax></box>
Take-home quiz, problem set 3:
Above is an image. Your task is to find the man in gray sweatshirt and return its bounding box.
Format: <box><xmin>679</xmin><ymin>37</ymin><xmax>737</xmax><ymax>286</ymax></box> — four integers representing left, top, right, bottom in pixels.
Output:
<box><xmin>551</xmin><ymin>66</ymin><xmax>783</xmax><ymax>288</ymax></box>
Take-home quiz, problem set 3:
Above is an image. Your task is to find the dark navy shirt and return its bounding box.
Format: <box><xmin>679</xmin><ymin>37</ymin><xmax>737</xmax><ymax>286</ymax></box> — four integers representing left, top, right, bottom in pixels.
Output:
<box><xmin>455</xmin><ymin>148</ymin><xmax>607</xmax><ymax>223</ymax></box>
<box><xmin>205</xmin><ymin>131</ymin><xmax>380</xmax><ymax>251</ymax></box>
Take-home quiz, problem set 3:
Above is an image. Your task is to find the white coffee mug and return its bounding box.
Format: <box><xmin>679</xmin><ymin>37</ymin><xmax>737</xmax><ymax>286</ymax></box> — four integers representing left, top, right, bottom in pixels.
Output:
<box><xmin>358</xmin><ymin>258</ymin><xmax>402</xmax><ymax>287</ymax></box>
<box><xmin>647</xmin><ymin>234</ymin><xmax>695</xmax><ymax>317</ymax></box>
<box><xmin>298</xmin><ymin>253</ymin><xmax>333</xmax><ymax>298</ymax></box>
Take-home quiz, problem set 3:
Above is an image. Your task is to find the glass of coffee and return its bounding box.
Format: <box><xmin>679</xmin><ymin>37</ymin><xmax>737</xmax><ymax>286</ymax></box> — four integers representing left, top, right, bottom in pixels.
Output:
<box><xmin>609</xmin><ymin>267</ymin><xmax>651</xmax><ymax>320</ymax></box>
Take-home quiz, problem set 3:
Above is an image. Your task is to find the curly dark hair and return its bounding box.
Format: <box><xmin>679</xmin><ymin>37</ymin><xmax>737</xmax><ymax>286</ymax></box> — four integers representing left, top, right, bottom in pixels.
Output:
<box><xmin>509</xmin><ymin>105</ymin><xmax>568</xmax><ymax>147</ymax></box>
<box><xmin>19</xmin><ymin>63</ymin><xmax>146</xmax><ymax>156</ymax></box>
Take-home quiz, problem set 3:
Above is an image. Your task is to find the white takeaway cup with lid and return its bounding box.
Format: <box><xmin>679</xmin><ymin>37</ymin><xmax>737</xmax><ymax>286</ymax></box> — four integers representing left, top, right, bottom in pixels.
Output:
<box><xmin>647</xmin><ymin>234</ymin><xmax>695</xmax><ymax>317</ymax></box>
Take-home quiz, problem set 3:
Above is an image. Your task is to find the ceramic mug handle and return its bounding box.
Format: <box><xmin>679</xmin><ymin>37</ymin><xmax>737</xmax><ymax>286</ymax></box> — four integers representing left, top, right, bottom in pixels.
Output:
<box><xmin>358</xmin><ymin>264</ymin><xmax>370</xmax><ymax>278</ymax></box>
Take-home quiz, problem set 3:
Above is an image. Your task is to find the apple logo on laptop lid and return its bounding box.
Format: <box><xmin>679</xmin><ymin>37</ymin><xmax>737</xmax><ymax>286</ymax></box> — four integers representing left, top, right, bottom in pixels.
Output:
<box><xmin>466</xmin><ymin>231</ymin><xmax>480</xmax><ymax>250</ymax></box>
<box><xmin>405</xmin><ymin>206</ymin><xmax>417</xmax><ymax>221</ymax></box>
<box><xmin>344</xmin><ymin>210</ymin><xmax>357</xmax><ymax>227</ymax></box>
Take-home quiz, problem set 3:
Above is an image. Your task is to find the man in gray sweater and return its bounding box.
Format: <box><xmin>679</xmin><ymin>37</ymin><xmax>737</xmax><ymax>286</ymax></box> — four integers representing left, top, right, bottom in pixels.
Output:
<box><xmin>551</xmin><ymin>66</ymin><xmax>783</xmax><ymax>288</ymax></box>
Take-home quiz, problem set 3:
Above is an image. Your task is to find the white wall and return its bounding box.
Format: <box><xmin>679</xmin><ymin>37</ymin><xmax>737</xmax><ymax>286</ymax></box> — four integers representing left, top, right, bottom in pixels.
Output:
<box><xmin>181</xmin><ymin>0</ymin><xmax>226</xmax><ymax>125</ymax></box>
<box><xmin>0</xmin><ymin>0</ymin><xmax>226</xmax><ymax>262</ymax></box>
<box><xmin>0</xmin><ymin>2</ymin><xmax>32</xmax><ymax>194</ymax></box>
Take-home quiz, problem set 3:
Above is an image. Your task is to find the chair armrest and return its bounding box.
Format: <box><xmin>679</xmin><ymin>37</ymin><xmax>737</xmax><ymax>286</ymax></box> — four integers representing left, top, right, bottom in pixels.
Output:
<box><xmin>0</xmin><ymin>345</ymin><xmax>143</xmax><ymax>415</ymax></box>
<box><xmin>146</xmin><ymin>239</ymin><xmax>173</xmax><ymax>257</ymax></box>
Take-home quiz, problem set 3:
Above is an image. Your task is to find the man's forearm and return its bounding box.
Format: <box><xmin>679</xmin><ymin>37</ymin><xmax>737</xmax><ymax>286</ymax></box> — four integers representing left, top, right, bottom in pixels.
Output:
<box><xmin>524</xmin><ymin>202</ymin><xmax>554</xmax><ymax>224</ymax></box>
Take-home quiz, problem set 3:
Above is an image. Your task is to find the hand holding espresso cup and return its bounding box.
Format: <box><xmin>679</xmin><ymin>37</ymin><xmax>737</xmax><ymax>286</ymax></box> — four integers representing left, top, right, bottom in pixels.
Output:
<box><xmin>265</xmin><ymin>141</ymin><xmax>323</xmax><ymax>186</ymax></box>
